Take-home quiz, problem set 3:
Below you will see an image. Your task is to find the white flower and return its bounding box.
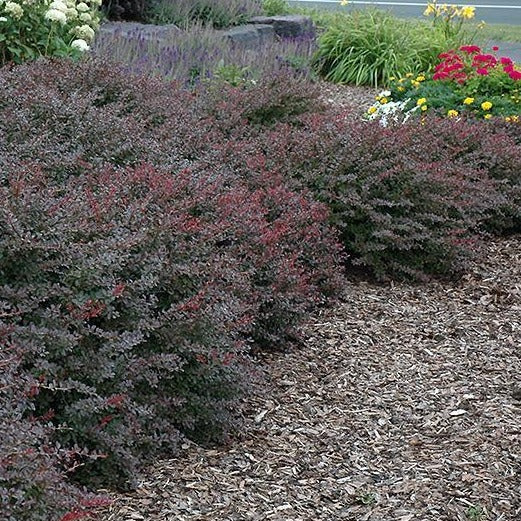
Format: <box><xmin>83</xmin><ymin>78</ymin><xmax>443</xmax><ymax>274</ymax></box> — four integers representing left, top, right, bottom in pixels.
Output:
<box><xmin>45</xmin><ymin>8</ymin><xmax>67</xmax><ymax>23</ymax></box>
<box><xmin>4</xmin><ymin>1</ymin><xmax>24</xmax><ymax>19</ymax></box>
<box><xmin>71</xmin><ymin>38</ymin><xmax>89</xmax><ymax>52</ymax></box>
<box><xmin>65</xmin><ymin>0</ymin><xmax>76</xmax><ymax>6</ymax></box>
<box><xmin>380</xmin><ymin>90</ymin><xmax>391</xmax><ymax>97</ymax></box>
<box><xmin>49</xmin><ymin>0</ymin><xmax>67</xmax><ymax>11</ymax></box>
<box><xmin>73</xmin><ymin>23</ymin><xmax>95</xmax><ymax>41</ymax></box>
<box><xmin>76</xmin><ymin>2</ymin><xmax>89</xmax><ymax>11</ymax></box>
<box><xmin>78</xmin><ymin>11</ymin><xmax>90</xmax><ymax>22</ymax></box>
<box><xmin>65</xmin><ymin>6</ymin><xmax>77</xmax><ymax>17</ymax></box>
<box><xmin>0</xmin><ymin>16</ymin><xmax>7</xmax><ymax>21</ymax></box>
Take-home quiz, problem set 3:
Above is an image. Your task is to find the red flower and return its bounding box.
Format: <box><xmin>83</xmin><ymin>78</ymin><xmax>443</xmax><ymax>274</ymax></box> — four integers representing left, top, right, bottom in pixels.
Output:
<box><xmin>460</xmin><ymin>45</ymin><xmax>481</xmax><ymax>54</ymax></box>
<box><xmin>501</xmin><ymin>57</ymin><xmax>513</xmax><ymax>66</ymax></box>
<box><xmin>476</xmin><ymin>68</ymin><xmax>489</xmax><ymax>76</ymax></box>
<box><xmin>433</xmin><ymin>71</ymin><xmax>449</xmax><ymax>80</ymax></box>
<box><xmin>492</xmin><ymin>46</ymin><xmax>499</xmax><ymax>51</ymax></box>
<box><xmin>509</xmin><ymin>70</ymin><xmax>521</xmax><ymax>80</ymax></box>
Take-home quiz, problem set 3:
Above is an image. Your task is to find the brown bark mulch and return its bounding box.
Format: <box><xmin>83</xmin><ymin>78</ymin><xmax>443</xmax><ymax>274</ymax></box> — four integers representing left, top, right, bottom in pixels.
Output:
<box><xmin>99</xmin><ymin>236</ymin><xmax>521</xmax><ymax>521</ymax></box>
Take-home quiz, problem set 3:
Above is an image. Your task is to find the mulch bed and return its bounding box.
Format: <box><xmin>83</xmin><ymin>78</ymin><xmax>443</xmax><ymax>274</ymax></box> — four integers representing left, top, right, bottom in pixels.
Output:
<box><xmin>99</xmin><ymin>235</ymin><xmax>521</xmax><ymax>521</ymax></box>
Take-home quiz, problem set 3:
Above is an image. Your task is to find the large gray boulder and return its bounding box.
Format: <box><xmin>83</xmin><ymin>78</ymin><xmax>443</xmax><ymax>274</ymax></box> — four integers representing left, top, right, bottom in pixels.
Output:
<box><xmin>249</xmin><ymin>15</ymin><xmax>315</xmax><ymax>38</ymax></box>
<box><xmin>222</xmin><ymin>24</ymin><xmax>275</xmax><ymax>49</ymax></box>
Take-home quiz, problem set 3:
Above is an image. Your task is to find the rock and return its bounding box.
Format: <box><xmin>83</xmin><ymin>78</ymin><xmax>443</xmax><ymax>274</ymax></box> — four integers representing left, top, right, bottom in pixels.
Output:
<box><xmin>98</xmin><ymin>21</ymin><xmax>181</xmax><ymax>43</ymax></box>
<box><xmin>249</xmin><ymin>15</ymin><xmax>315</xmax><ymax>39</ymax></box>
<box><xmin>222</xmin><ymin>24</ymin><xmax>275</xmax><ymax>49</ymax></box>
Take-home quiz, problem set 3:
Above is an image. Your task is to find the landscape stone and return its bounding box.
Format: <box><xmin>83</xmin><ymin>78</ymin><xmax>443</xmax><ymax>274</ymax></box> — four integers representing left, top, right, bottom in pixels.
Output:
<box><xmin>221</xmin><ymin>24</ymin><xmax>275</xmax><ymax>49</ymax></box>
<box><xmin>98</xmin><ymin>21</ymin><xmax>181</xmax><ymax>43</ymax></box>
<box><xmin>249</xmin><ymin>15</ymin><xmax>315</xmax><ymax>38</ymax></box>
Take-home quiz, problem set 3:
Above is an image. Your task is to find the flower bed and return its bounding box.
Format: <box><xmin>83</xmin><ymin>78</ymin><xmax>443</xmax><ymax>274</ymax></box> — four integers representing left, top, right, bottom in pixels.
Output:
<box><xmin>367</xmin><ymin>45</ymin><xmax>521</xmax><ymax>123</ymax></box>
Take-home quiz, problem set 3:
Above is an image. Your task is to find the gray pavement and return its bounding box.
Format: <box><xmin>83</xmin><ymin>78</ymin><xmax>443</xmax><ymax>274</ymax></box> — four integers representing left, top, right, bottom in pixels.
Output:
<box><xmin>289</xmin><ymin>0</ymin><xmax>521</xmax><ymax>25</ymax></box>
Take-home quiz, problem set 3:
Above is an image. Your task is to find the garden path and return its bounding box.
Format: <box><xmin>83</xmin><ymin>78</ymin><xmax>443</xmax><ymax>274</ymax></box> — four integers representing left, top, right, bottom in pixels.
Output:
<box><xmin>100</xmin><ymin>237</ymin><xmax>521</xmax><ymax>521</ymax></box>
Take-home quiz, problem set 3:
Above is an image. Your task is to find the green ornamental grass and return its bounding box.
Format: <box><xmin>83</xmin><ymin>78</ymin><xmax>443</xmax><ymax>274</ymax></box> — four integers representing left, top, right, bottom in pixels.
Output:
<box><xmin>313</xmin><ymin>8</ymin><xmax>461</xmax><ymax>87</ymax></box>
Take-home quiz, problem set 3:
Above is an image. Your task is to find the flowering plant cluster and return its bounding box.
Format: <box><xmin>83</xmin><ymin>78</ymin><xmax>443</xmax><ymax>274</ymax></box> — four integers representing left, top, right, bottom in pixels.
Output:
<box><xmin>423</xmin><ymin>0</ymin><xmax>477</xmax><ymax>39</ymax></box>
<box><xmin>0</xmin><ymin>0</ymin><xmax>100</xmax><ymax>65</ymax></box>
<box><xmin>366</xmin><ymin>45</ymin><xmax>521</xmax><ymax>123</ymax></box>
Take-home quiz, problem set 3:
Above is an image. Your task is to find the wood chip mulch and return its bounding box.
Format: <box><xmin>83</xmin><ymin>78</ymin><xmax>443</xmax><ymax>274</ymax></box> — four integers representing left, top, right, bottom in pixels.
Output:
<box><xmin>99</xmin><ymin>236</ymin><xmax>521</xmax><ymax>521</ymax></box>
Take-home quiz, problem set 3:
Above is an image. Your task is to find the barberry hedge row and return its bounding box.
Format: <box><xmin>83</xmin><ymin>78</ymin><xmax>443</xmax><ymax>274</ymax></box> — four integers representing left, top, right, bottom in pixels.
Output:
<box><xmin>1</xmin><ymin>57</ymin><xmax>520</xmax><ymax>519</ymax></box>
<box><xmin>0</xmin><ymin>59</ymin><xmax>342</xmax><ymax>519</ymax></box>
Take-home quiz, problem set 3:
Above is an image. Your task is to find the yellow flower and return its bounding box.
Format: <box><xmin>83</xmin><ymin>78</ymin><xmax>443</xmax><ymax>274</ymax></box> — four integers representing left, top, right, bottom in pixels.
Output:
<box><xmin>460</xmin><ymin>6</ymin><xmax>475</xmax><ymax>19</ymax></box>
<box><xmin>421</xmin><ymin>105</ymin><xmax>428</xmax><ymax>112</ymax></box>
<box><xmin>481</xmin><ymin>101</ymin><xmax>492</xmax><ymax>111</ymax></box>
<box><xmin>484</xmin><ymin>114</ymin><xmax>492</xmax><ymax>120</ymax></box>
<box><xmin>380</xmin><ymin>97</ymin><xmax>388</xmax><ymax>104</ymax></box>
<box><xmin>512</xmin><ymin>115</ymin><xmax>520</xmax><ymax>122</ymax></box>
<box><xmin>368</xmin><ymin>106</ymin><xmax>377</xmax><ymax>114</ymax></box>
<box><xmin>416</xmin><ymin>75</ymin><xmax>425</xmax><ymax>82</ymax></box>
<box><xmin>412</xmin><ymin>80</ymin><xmax>420</xmax><ymax>88</ymax></box>
<box><xmin>423</xmin><ymin>3</ymin><xmax>435</xmax><ymax>16</ymax></box>
<box><xmin>463</xmin><ymin>97</ymin><xmax>474</xmax><ymax>105</ymax></box>
<box><xmin>417</xmin><ymin>97</ymin><xmax>427</xmax><ymax>106</ymax></box>
<box><xmin>398</xmin><ymin>86</ymin><xmax>405</xmax><ymax>92</ymax></box>
<box><xmin>340</xmin><ymin>0</ymin><xmax>349</xmax><ymax>5</ymax></box>
<box><xmin>375</xmin><ymin>96</ymin><xmax>381</xmax><ymax>101</ymax></box>
<box><xmin>447</xmin><ymin>109</ymin><xmax>459</xmax><ymax>118</ymax></box>
<box><xmin>406</xmin><ymin>73</ymin><xmax>414</xmax><ymax>78</ymax></box>
<box><xmin>505</xmin><ymin>117</ymin><xmax>512</xmax><ymax>123</ymax></box>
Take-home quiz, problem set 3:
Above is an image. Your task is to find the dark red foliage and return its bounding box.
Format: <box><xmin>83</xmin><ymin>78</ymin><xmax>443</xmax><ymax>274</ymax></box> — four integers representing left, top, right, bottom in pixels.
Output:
<box><xmin>0</xmin><ymin>58</ymin><xmax>344</xmax><ymax>517</ymax></box>
<box><xmin>0</xmin><ymin>161</ymin><xmax>342</xmax><ymax>492</ymax></box>
<box><xmin>221</xmin><ymin>112</ymin><xmax>520</xmax><ymax>279</ymax></box>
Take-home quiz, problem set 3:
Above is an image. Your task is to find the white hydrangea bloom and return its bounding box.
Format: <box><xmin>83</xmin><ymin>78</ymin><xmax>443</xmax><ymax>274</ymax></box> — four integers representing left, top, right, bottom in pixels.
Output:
<box><xmin>71</xmin><ymin>38</ymin><xmax>89</xmax><ymax>51</ymax></box>
<box><xmin>65</xmin><ymin>6</ymin><xmax>77</xmax><ymax>18</ymax></box>
<box><xmin>49</xmin><ymin>0</ymin><xmax>67</xmax><ymax>11</ymax></box>
<box><xmin>76</xmin><ymin>2</ymin><xmax>89</xmax><ymax>11</ymax></box>
<box><xmin>73</xmin><ymin>23</ymin><xmax>95</xmax><ymax>41</ymax></box>
<box><xmin>45</xmin><ymin>7</ymin><xmax>67</xmax><ymax>23</ymax></box>
<box><xmin>78</xmin><ymin>11</ymin><xmax>90</xmax><ymax>22</ymax></box>
<box><xmin>4</xmin><ymin>2</ymin><xmax>24</xmax><ymax>19</ymax></box>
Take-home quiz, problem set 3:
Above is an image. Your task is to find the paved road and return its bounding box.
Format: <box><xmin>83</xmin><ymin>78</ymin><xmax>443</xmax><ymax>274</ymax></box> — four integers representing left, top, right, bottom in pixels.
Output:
<box><xmin>289</xmin><ymin>0</ymin><xmax>521</xmax><ymax>25</ymax></box>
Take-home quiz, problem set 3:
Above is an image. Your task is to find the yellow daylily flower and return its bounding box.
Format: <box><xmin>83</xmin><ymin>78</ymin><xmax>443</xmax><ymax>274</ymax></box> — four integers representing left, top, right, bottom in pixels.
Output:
<box><xmin>481</xmin><ymin>101</ymin><xmax>493</xmax><ymax>111</ymax></box>
<box><xmin>460</xmin><ymin>6</ymin><xmax>475</xmax><ymax>19</ymax></box>
<box><xmin>417</xmin><ymin>97</ymin><xmax>427</xmax><ymax>106</ymax></box>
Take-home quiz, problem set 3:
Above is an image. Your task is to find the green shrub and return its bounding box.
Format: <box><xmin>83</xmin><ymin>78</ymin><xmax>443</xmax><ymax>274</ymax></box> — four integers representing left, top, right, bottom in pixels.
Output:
<box><xmin>262</xmin><ymin>0</ymin><xmax>290</xmax><ymax>16</ymax></box>
<box><xmin>0</xmin><ymin>0</ymin><xmax>100</xmax><ymax>66</ymax></box>
<box><xmin>313</xmin><ymin>8</ymin><xmax>458</xmax><ymax>87</ymax></box>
